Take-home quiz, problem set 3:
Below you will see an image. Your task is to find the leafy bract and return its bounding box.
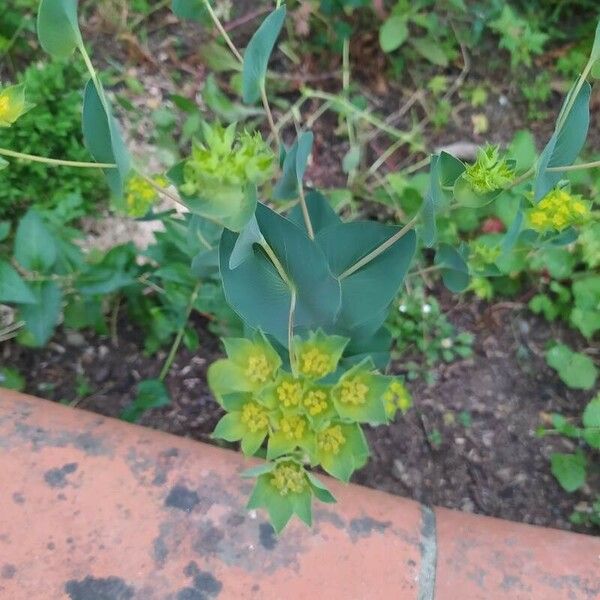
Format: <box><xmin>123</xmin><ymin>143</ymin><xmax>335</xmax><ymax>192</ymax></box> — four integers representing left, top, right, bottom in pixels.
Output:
<box><xmin>242</xmin><ymin>7</ymin><xmax>286</xmax><ymax>104</ymax></box>
<box><xmin>82</xmin><ymin>80</ymin><xmax>131</xmax><ymax>198</ymax></box>
<box><xmin>534</xmin><ymin>82</ymin><xmax>591</xmax><ymax>202</ymax></box>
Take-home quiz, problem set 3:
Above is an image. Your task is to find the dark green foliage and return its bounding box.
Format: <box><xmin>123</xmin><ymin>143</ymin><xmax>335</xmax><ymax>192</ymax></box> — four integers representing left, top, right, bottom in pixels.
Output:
<box><xmin>0</xmin><ymin>60</ymin><xmax>108</xmax><ymax>218</ymax></box>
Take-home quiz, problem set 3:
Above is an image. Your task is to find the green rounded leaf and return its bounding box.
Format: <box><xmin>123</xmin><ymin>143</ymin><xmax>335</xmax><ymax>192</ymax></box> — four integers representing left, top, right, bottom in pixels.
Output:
<box><xmin>551</xmin><ymin>452</ymin><xmax>586</xmax><ymax>492</ymax></box>
<box><xmin>37</xmin><ymin>0</ymin><xmax>82</xmax><ymax>58</ymax></box>
<box><xmin>379</xmin><ymin>16</ymin><xmax>408</xmax><ymax>53</ymax></box>
<box><xmin>242</xmin><ymin>6</ymin><xmax>286</xmax><ymax>104</ymax></box>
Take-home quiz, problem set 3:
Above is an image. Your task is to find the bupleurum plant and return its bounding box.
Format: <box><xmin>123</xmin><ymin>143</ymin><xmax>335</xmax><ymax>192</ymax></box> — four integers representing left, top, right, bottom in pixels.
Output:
<box><xmin>1</xmin><ymin>1</ymin><xmax>599</xmax><ymax>532</ymax></box>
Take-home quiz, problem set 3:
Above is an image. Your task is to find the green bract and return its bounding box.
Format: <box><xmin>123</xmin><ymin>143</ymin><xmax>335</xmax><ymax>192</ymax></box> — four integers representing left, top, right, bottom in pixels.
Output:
<box><xmin>170</xmin><ymin>123</ymin><xmax>274</xmax><ymax>232</ymax></box>
<box><xmin>462</xmin><ymin>145</ymin><xmax>515</xmax><ymax>195</ymax></box>
<box><xmin>0</xmin><ymin>84</ymin><xmax>34</xmax><ymax>128</ymax></box>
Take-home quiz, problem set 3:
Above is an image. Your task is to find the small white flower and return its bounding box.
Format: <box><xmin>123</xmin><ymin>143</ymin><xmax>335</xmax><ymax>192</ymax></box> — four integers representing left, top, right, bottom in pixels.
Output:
<box><xmin>422</xmin><ymin>304</ymin><xmax>432</xmax><ymax>314</ymax></box>
<box><xmin>399</xmin><ymin>304</ymin><xmax>407</xmax><ymax>313</ymax></box>
<box><xmin>441</xmin><ymin>338</ymin><xmax>453</xmax><ymax>349</ymax></box>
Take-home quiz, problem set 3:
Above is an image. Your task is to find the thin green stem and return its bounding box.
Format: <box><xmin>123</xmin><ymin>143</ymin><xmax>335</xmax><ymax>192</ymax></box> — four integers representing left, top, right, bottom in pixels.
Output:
<box><xmin>339</xmin><ymin>215</ymin><xmax>419</xmax><ymax>280</ymax></box>
<box><xmin>261</xmin><ymin>82</ymin><xmax>279</xmax><ymax>148</ymax></box>
<box><xmin>505</xmin><ymin>166</ymin><xmax>535</xmax><ymax>190</ymax></box>
<box><xmin>160</xmin><ymin>282</ymin><xmax>202</xmax><ymax>381</ymax></box>
<box><xmin>135</xmin><ymin>171</ymin><xmax>186</xmax><ymax>208</ymax></box>
<box><xmin>261</xmin><ymin>240</ymin><xmax>293</xmax><ymax>289</ymax></box>
<box><xmin>0</xmin><ymin>147</ymin><xmax>115</xmax><ymax>169</ymax></box>
<box><xmin>288</xmin><ymin>289</ymin><xmax>297</xmax><ymax>372</ymax></box>
<box><xmin>302</xmin><ymin>89</ymin><xmax>413</xmax><ymax>143</ymax></box>
<box><xmin>547</xmin><ymin>159</ymin><xmax>600</xmax><ymax>172</ymax></box>
<box><xmin>298</xmin><ymin>185</ymin><xmax>315</xmax><ymax>240</ymax></box>
<box><xmin>203</xmin><ymin>0</ymin><xmax>243</xmax><ymax>63</ymax></box>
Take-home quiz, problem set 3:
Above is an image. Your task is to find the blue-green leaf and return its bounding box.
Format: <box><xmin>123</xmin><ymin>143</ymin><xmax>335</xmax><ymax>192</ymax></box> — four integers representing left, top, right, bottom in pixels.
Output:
<box><xmin>82</xmin><ymin>80</ymin><xmax>131</xmax><ymax>198</ymax></box>
<box><xmin>242</xmin><ymin>6</ymin><xmax>286</xmax><ymax>104</ymax></box>
<box><xmin>273</xmin><ymin>132</ymin><xmax>313</xmax><ymax>201</ymax></box>
<box><xmin>315</xmin><ymin>221</ymin><xmax>417</xmax><ymax>333</ymax></box>
<box><xmin>171</xmin><ymin>0</ymin><xmax>207</xmax><ymax>22</ymax></box>
<box><xmin>435</xmin><ymin>243</ymin><xmax>470</xmax><ymax>292</ymax></box>
<box><xmin>37</xmin><ymin>0</ymin><xmax>82</xmax><ymax>58</ymax></box>
<box><xmin>534</xmin><ymin>82</ymin><xmax>591</xmax><ymax>202</ymax></box>
<box><xmin>220</xmin><ymin>203</ymin><xmax>341</xmax><ymax>346</ymax></box>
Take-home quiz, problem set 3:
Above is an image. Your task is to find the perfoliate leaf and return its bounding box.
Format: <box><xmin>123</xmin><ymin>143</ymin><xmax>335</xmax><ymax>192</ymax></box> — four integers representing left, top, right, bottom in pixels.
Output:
<box><xmin>220</xmin><ymin>203</ymin><xmax>341</xmax><ymax>346</ymax></box>
<box><xmin>82</xmin><ymin>80</ymin><xmax>131</xmax><ymax>198</ymax></box>
<box><xmin>534</xmin><ymin>82</ymin><xmax>591</xmax><ymax>202</ymax></box>
<box><xmin>242</xmin><ymin>6</ymin><xmax>286</xmax><ymax>104</ymax></box>
<box><xmin>37</xmin><ymin>0</ymin><xmax>82</xmax><ymax>58</ymax></box>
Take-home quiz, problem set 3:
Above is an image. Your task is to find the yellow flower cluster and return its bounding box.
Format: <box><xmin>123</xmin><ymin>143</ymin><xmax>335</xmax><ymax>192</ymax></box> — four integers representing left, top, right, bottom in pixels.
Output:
<box><xmin>241</xmin><ymin>402</ymin><xmax>269</xmax><ymax>433</ymax></box>
<box><xmin>276</xmin><ymin>379</ymin><xmax>303</xmax><ymax>408</ymax></box>
<box><xmin>246</xmin><ymin>352</ymin><xmax>273</xmax><ymax>385</ymax></box>
<box><xmin>303</xmin><ymin>388</ymin><xmax>329</xmax><ymax>416</ymax></box>
<box><xmin>339</xmin><ymin>376</ymin><xmax>369</xmax><ymax>406</ymax></box>
<box><xmin>528</xmin><ymin>189</ymin><xmax>590</xmax><ymax>233</ymax></box>
<box><xmin>270</xmin><ymin>461</ymin><xmax>308</xmax><ymax>496</ymax></box>
<box><xmin>317</xmin><ymin>425</ymin><xmax>346</xmax><ymax>455</ymax></box>
<box><xmin>298</xmin><ymin>347</ymin><xmax>331</xmax><ymax>379</ymax></box>
<box><xmin>278</xmin><ymin>415</ymin><xmax>308</xmax><ymax>441</ymax></box>
<box><xmin>383</xmin><ymin>381</ymin><xmax>412</xmax><ymax>418</ymax></box>
<box><xmin>123</xmin><ymin>175</ymin><xmax>167</xmax><ymax>218</ymax></box>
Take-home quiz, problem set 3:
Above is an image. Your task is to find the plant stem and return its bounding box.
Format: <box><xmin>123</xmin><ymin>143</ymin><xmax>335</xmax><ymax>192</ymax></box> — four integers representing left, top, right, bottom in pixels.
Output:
<box><xmin>297</xmin><ymin>185</ymin><xmax>315</xmax><ymax>240</ymax></box>
<box><xmin>0</xmin><ymin>147</ymin><xmax>115</xmax><ymax>169</ymax></box>
<box><xmin>302</xmin><ymin>88</ymin><xmax>413</xmax><ymax>142</ymax></box>
<box><xmin>159</xmin><ymin>282</ymin><xmax>201</xmax><ymax>381</ymax></box>
<box><xmin>261</xmin><ymin>240</ymin><xmax>293</xmax><ymax>289</ymax></box>
<box><xmin>547</xmin><ymin>159</ymin><xmax>600</xmax><ymax>172</ymax></box>
<box><xmin>260</xmin><ymin>82</ymin><xmax>279</xmax><ymax>147</ymax></box>
<box><xmin>203</xmin><ymin>0</ymin><xmax>243</xmax><ymax>63</ymax></box>
<box><xmin>339</xmin><ymin>215</ymin><xmax>419</xmax><ymax>280</ymax></box>
<box><xmin>505</xmin><ymin>166</ymin><xmax>535</xmax><ymax>190</ymax></box>
<box><xmin>288</xmin><ymin>288</ymin><xmax>297</xmax><ymax>371</ymax></box>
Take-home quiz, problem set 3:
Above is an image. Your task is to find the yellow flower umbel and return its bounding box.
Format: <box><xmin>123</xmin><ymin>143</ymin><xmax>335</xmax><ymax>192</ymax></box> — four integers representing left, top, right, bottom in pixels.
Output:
<box><xmin>270</xmin><ymin>461</ymin><xmax>308</xmax><ymax>496</ymax></box>
<box><xmin>240</xmin><ymin>402</ymin><xmax>270</xmax><ymax>433</ymax></box>
<box><xmin>207</xmin><ymin>334</ymin><xmax>282</xmax><ymax>400</ymax></box>
<box><xmin>528</xmin><ymin>188</ymin><xmax>590</xmax><ymax>233</ymax></box>
<box><xmin>274</xmin><ymin>375</ymin><xmax>304</xmax><ymax>410</ymax></box>
<box><xmin>0</xmin><ymin>84</ymin><xmax>34</xmax><ymax>128</ymax></box>
<box><xmin>303</xmin><ymin>387</ymin><xmax>330</xmax><ymax>416</ymax></box>
<box><xmin>277</xmin><ymin>415</ymin><xmax>308</xmax><ymax>441</ymax></box>
<box><xmin>122</xmin><ymin>174</ymin><xmax>167</xmax><ymax>217</ymax></box>
<box><xmin>294</xmin><ymin>331</ymin><xmax>349</xmax><ymax>381</ymax></box>
<box><xmin>383</xmin><ymin>379</ymin><xmax>413</xmax><ymax>420</ymax></box>
<box><xmin>316</xmin><ymin>425</ymin><xmax>346</xmax><ymax>455</ymax></box>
